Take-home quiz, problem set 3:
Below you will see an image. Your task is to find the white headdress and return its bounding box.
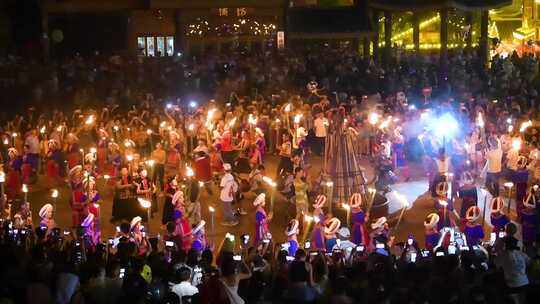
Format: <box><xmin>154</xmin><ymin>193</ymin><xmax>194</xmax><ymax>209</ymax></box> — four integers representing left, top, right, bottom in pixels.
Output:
<box><xmin>465</xmin><ymin>206</ymin><xmax>481</xmax><ymax>222</ymax></box>
<box><xmin>490</xmin><ymin>197</ymin><xmax>504</xmax><ymax>214</ymax></box>
<box><xmin>424</xmin><ymin>213</ymin><xmax>439</xmax><ymax>229</ymax></box>
<box><xmin>286</xmin><ymin>219</ymin><xmax>299</xmax><ymax>237</ymax></box>
<box><xmin>253</xmin><ymin>193</ymin><xmax>266</xmax><ymax>207</ymax></box>
<box><xmin>313</xmin><ymin>194</ymin><xmax>327</xmax><ymax>209</ymax></box>
<box><xmin>371</xmin><ymin>217</ymin><xmax>387</xmax><ymax>230</ymax></box>
<box><xmin>324</xmin><ymin>217</ymin><xmax>341</xmax><ymax>235</ymax></box>
<box><xmin>39</xmin><ymin>204</ymin><xmax>53</xmax><ymax>219</ymax></box>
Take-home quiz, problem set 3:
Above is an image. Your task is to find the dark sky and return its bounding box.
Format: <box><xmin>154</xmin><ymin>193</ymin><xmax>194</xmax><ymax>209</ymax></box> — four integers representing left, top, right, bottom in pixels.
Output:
<box><xmin>8</xmin><ymin>0</ymin><xmax>42</xmax><ymax>45</ymax></box>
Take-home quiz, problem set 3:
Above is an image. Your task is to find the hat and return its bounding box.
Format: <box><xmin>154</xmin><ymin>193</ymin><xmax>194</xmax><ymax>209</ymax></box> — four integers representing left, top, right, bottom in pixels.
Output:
<box><xmin>169</xmin><ymin>131</ymin><xmax>180</xmax><ymax>140</ymax></box>
<box><xmin>69</xmin><ymin>165</ymin><xmax>82</xmax><ymax>179</ymax></box>
<box><xmin>48</xmin><ymin>139</ymin><xmax>59</xmax><ymax>149</ymax></box>
<box><xmin>255</xmin><ymin>127</ymin><xmax>264</xmax><ymax>137</ymax></box>
<box><xmin>371</xmin><ymin>217</ymin><xmax>387</xmax><ymax>230</ymax></box>
<box><xmin>337</xmin><ymin>227</ymin><xmax>351</xmax><ymax>239</ymax></box>
<box><xmin>313</xmin><ymin>194</ymin><xmax>327</xmax><ymax>209</ymax></box>
<box><xmin>297</xmin><ymin>127</ymin><xmax>308</xmax><ymax>138</ymax></box>
<box><xmin>462</xmin><ymin>171</ymin><xmax>474</xmax><ymax>185</ymax></box>
<box><xmin>465</xmin><ymin>206</ymin><xmax>481</xmax><ymax>222</ymax></box>
<box><xmin>81</xmin><ymin>213</ymin><xmax>94</xmax><ymax>228</ymax></box>
<box><xmin>130</xmin><ymin>216</ymin><xmax>142</xmax><ymax>229</ymax></box>
<box><xmin>436</xmin><ymin>182</ymin><xmax>448</xmax><ymax>197</ymax></box>
<box><xmin>349</xmin><ymin>193</ymin><xmax>362</xmax><ymax>209</ymax></box>
<box><xmin>85</xmin><ymin>152</ymin><xmax>95</xmax><ymax>163</ymax></box>
<box><xmin>253</xmin><ymin>193</ymin><xmax>266</xmax><ymax>207</ymax></box>
<box><xmin>424</xmin><ymin>213</ymin><xmax>439</xmax><ymax>229</ymax></box>
<box><xmin>82</xmin><ymin>176</ymin><xmax>95</xmax><ymax>189</ymax></box>
<box><xmin>98</xmin><ymin>128</ymin><xmax>109</xmax><ymax>137</ymax></box>
<box><xmin>286</xmin><ymin>219</ymin><xmax>299</xmax><ymax>237</ymax></box>
<box><xmin>524</xmin><ymin>192</ymin><xmax>536</xmax><ymax>209</ymax></box>
<box><xmin>324</xmin><ymin>217</ymin><xmax>341</xmax><ymax>235</ymax></box>
<box><xmin>517</xmin><ymin>156</ymin><xmax>527</xmax><ymax>169</ymax></box>
<box><xmin>192</xmin><ymin>220</ymin><xmax>206</xmax><ymax>234</ymax></box>
<box><xmin>490</xmin><ymin>197</ymin><xmax>504</xmax><ymax>214</ymax></box>
<box><xmin>7</xmin><ymin>147</ymin><xmax>18</xmax><ymax>156</ymax></box>
<box><xmin>223</xmin><ymin>163</ymin><xmax>232</xmax><ymax>171</ymax></box>
<box><xmin>172</xmin><ymin>191</ymin><xmax>184</xmax><ymax>206</ymax></box>
<box><xmin>39</xmin><ymin>204</ymin><xmax>53</xmax><ymax>219</ymax></box>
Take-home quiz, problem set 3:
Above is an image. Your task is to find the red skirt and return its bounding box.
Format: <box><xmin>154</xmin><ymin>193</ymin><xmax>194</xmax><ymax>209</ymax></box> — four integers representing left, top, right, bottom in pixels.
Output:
<box><xmin>6</xmin><ymin>171</ymin><xmax>21</xmax><ymax>200</ymax></box>
<box><xmin>21</xmin><ymin>164</ymin><xmax>33</xmax><ymax>184</ymax></box>
<box><xmin>166</xmin><ymin>151</ymin><xmax>179</xmax><ymax>171</ymax></box>
<box><xmin>194</xmin><ymin>156</ymin><xmax>212</xmax><ymax>182</ymax></box>
<box><xmin>97</xmin><ymin>148</ymin><xmax>107</xmax><ymax>173</ymax></box>
<box><xmin>67</xmin><ymin>152</ymin><xmax>80</xmax><ymax>169</ymax></box>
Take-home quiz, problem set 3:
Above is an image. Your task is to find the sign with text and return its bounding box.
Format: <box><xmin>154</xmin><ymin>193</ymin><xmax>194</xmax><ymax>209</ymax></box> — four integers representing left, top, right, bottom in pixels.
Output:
<box><xmin>214</xmin><ymin>7</ymin><xmax>253</xmax><ymax>17</ymax></box>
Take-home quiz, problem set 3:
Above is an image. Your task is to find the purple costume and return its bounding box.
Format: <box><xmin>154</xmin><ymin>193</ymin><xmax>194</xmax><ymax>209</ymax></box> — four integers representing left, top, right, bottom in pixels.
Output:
<box><xmin>519</xmin><ymin>209</ymin><xmax>540</xmax><ymax>243</ymax></box>
<box><xmin>255</xmin><ymin>137</ymin><xmax>266</xmax><ymax>163</ymax></box>
<box><xmin>255</xmin><ymin>209</ymin><xmax>269</xmax><ymax>244</ymax></box>
<box><xmin>490</xmin><ymin>213</ymin><xmax>509</xmax><ymax>233</ymax></box>
<box><xmin>288</xmin><ymin>239</ymin><xmax>299</xmax><ymax>257</ymax></box>
<box><xmin>352</xmin><ymin>210</ymin><xmax>368</xmax><ymax>245</ymax></box>
<box><xmin>425</xmin><ymin>231</ymin><xmax>440</xmax><ymax>250</ymax></box>
<box><xmin>311</xmin><ymin>208</ymin><xmax>325</xmax><ymax>250</ymax></box>
<box><xmin>464</xmin><ymin>224</ymin><xmax>484</xmax><ymax>246</ymax></box>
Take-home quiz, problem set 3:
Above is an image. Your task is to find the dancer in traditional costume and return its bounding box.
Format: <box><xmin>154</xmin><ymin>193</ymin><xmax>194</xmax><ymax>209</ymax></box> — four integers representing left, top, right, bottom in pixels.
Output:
<box><xmin>370</xmin><ymin>217</ymin><xmax>390</xmax><ymax>249</ymax></box>
<box><xmin>191</xmin><ymin>220</ymin><xmax>208</xmax><ymax>251</ymax></box>
<box><xmin>462</xmin><ymin>206</ymin><xmax>484</xmax><ymax>247</ymax></box>
<box><xmin>519</xmin><ymin>191</ymin><xmax>540</xmax><ymax>248</ymax></box>
<box><xmin>69</xmin><ymin>165</ymin><xmax>86</xmax><ymax>226</ymax></box>
<box><xmin>166</xmin><ymin>130</ymin><xmax>182</xmax><ymax>174</ymax></box>
<box><xmin>111</xmin><ymin>167</ymin><xmax>136</xmax><ymax>222</ymax></box>
<box><xmin>65</xmin><ymin>133</ymin><xmax>81</xmax><ymax>169</ymax></box>
<box><xmin>96</xmin><ymin>129</ymin><xmax>109</xmax><ymax>173</ymax></box>
<box><xmin>136</xmin><ymin>169</ymin><xmax>157</xmax><ymax>217</ymax></box>
<box><xmin>254</xmin><ymin>193</ymin><xmax>272</xmax><ymax>245</ymax></box>
<box><xmin>514</xmin><ymin>156</ymin><xmax>529</xmax><ymax>212</ymax></box>
<box><xmin>457</xmin><ymin>171</ymin><xmax>477</xmax><ymax>217</ymax></box>
<box><xmin>45</xmin><ymin>139</ymin><xmax>64</xmax><ymax>188</ymax></box>
<box><xmin>38</xmin><ymin>203</ymin><xmax>55</xmax><ymax>236</ymax></box>
<box><xmin>81</xmin><ymin>213</ymin><xmax>96</xmax><ymax>249</ymax></box>
<box><xmin>434</xmin><ymin>182</ymin><xmax>459</xmax><ymax>230</ymax></box>
<box><xmin>490</xmin><ymin>197</ymin><xmax>509</xmax><ymax>234</ymax></box>
<box><xmin>107</xmin><ymin>142</ymin><xmax>122</xmax><ymax>179</ymax></box>
<box><xmin>311</xmin><ymin>194</ymin><xmax>326</xmax><ymax>250</ymax></box>
<box><xmin>285</xmin><ymin>219</ymin><xmax>299</xmax><ymax>257</ymax></box>
<box><xmin>162</xmin><ymin>177</ymin><xmax>179</xmax><ymax>225</ymax></box>
<box><xmin>5</xmin><ymin>148</ymin><xmax>22</xmax><ymax>201</ymax></box>
<box><xmin>350</xmin><ymin>193</ymin><xmax>369</xmax><ymax>246</ymax></box>
<box><xmin>424</xmin><ymin>213</ymin><xmax>440</xmax><ymax>251</ymax></box>
<box><xmin>324</xmin><ymin>217</ymin><xmax>341</xmax><ymax>252</ymax></box>
<box><xmin>82</xmin><ymin>176</ymin><xmax>101</xmax><ymax>243</ymax></box>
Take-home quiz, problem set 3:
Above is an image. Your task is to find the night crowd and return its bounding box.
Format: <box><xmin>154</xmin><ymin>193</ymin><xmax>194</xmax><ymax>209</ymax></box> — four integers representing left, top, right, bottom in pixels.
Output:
<box><xmin>0</xmin><ymin>46</ymin><xmax>540</xmax><ymax>304</ymax></box>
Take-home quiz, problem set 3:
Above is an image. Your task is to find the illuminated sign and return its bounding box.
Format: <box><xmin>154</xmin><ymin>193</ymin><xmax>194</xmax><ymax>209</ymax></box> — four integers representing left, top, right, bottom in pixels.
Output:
<box><xmin>215</xmin><ymin>7</ymin><xmax>251</xmax><ymax>17</ymax></box>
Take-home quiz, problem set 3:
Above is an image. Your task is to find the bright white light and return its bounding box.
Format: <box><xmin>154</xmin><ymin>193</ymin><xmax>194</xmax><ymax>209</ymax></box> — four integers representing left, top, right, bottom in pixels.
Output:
<box><xmin>189</xmin><ymin>101</ymin><xmax>197</xmax><ymax>108</ymax></box>
<box><xmin>431</xmin><ymin>113</ymin><xmax>458</xmax><ymax>139</ymax></box>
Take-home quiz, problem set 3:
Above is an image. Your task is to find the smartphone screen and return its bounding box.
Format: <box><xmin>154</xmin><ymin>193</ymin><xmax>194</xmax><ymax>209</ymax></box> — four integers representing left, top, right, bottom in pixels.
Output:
<box><xmin>357</xmin><ymin>245</ymin><xmax>365</xmax><ymax>252</ymax></box>
<box><xmin>119</xmin><ymin>268</ymin><xmax>125</xmax><ymax>278</ymax></box>
<box><xmin>376</xmin><ymin>243</ymin><xmax>385</xmax><ymax>249</ymax></box>
<box><xmin>410</xmin><ymin>252</ymin><xmax>417</xmax><ymax>262</ymax></box>
<box><xmin>233</xmin><ymin>255</ymin><xmax>241</xmax><ymax>261</ymax></box>
<box><xmin>490</xmin><ymin>232</ymin><xmax>496</xmax><ymax>243</ymax></box>
<box><xmin>498</xmin><ymin>231</ymin><xmax>506</xmax><ymax>238</ymax></box>
<box><xmin>165</xmin><ymin>241</ymin><xmax>174</xmax><ymax>247</ymax></box>
<box><xmin>304</xmin><ymin>241</ymin><xmax>311</xmax><ymax>249</ymax></box>
<box><xmin>448</xmin><ymin>245</ymin><xmax>456</xmax><ymax>255</ymax></box>
<box><xmin>436</xmin><ymin>251</ymin><xmax>444</xmax><ymax>257</ymax></box>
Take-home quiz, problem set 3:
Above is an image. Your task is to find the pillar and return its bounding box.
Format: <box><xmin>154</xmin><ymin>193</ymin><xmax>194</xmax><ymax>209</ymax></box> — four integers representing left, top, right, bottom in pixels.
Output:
<box><xmin>372</xmin><ymin>10</ymin><xmax>380</xmax><ymax>63</ymax></box>
<box><xmin>384</xmin><ymin>11</ymin><xmax>392</xmax><ymax>67</ymax></box>
<box><xmin>363</xmin><ymin>36</ymin><xmax>370</xmax><ymax>58</ymax></box>
<box><xmin>174</xmin><ymin>9</ymin><xmax>185</xmax><ymax>55</ymax></box>
<box><xmin>465</xmin><ymin>13</ymin><xmax>473</xmax><ymax>48</ymax></box>
<box><xmin>412</xmin><ymin>11</ymin><xmax>420</xmax><ymax>53</ymax></box>
<box><xmin>439</xmin><ymin>8</ymin><xmax>448</xmax><ymax>66</ymax></box>
<box><xmin>479</xmin><ymin>10</ymin><xmax>489</xmax><ymax>69</ymax></box>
